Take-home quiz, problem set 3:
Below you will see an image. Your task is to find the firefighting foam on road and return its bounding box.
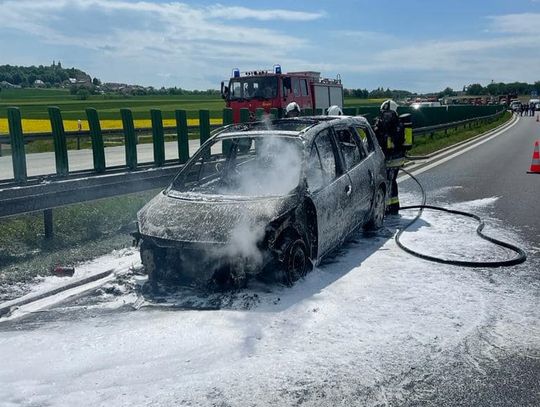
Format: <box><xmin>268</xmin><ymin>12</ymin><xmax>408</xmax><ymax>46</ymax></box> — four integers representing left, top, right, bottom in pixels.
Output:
<box><xmin>0</xmin><ymin>190</ymin><xmax>537</xmax><ymax>406</ymax></box>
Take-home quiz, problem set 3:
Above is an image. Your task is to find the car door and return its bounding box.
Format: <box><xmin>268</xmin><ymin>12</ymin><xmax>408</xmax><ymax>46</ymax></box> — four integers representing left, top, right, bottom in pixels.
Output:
<box><xmin>333</xmin><ymin>126</ymin><xmax>373</xmax><ymax>230</ymax></box>
<box><xmin>305</xmin><ymin>128</ymin><xmax>355</xmax><ymax>258</ymax></box>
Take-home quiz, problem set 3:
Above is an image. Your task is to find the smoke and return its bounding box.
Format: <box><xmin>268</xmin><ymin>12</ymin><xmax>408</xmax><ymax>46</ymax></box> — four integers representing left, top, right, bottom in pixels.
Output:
<box><xmin>224</xmin><ymin>215</ymin><xmax>266</xmax><ymax>266</ymax></box>
<box><xmin>219</xmin><ymin>122</ymin><xmax>303</xmax><ymax>269</ymax></box>
<box><xmin>219</xmin><ymin>135</ymin><xmax>302</xmax><ymax>197</ymax></box>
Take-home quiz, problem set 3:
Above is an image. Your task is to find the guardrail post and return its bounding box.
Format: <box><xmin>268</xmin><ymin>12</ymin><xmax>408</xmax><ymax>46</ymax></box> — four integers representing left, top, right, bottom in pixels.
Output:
<box><xmin>222</xmin><ymin>108</ymin><xmax>233</xmax><ymax>156</ymax></box>
<box><xmin>48</xmin><ymin>107</ymin><xmax>69</xmax><ymax>177</ymax></box>
<box><xmin>44</xmin><ymin>208</ymin><xmax>53</xmax><ymax>239</ymax></box>
<box><xmin>175</xmin><ymin>109</ymin><xmax>189</xmax><ymax>163</ymax></box>
<box><xmin>240</xmin><ymin>108</ymin><xmax>250</xmax><ymax>123</ymax></box>
<box><xmin>150</xmin><ymin>109</ymin><xmax>165</xmax><ymax>167</ymax></box>
<box><xmin>7</xmin><ymin>107</ymin><xmax>27</xmax><ymax>183</ymax></box>
<box><xmin>199</xmin><ymin>109</ymin><xmax>211</xmax><ymax>146</ymax></box>
<box><xmin>120</xmin><ymin>108</ymin><xmax>138</xmax><ymax>170</ymax></box>
<box><xmin>85</xmin><ymin>108</ymin><xmax>106</xmax><ymax>173</ymax></box>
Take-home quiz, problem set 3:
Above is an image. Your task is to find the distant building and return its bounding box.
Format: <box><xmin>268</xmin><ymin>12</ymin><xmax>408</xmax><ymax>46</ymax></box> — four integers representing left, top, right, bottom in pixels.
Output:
<box><xmin>34</xmin><ymin>79</ymin><xmax>45</xmax><ymax>87</ymax></box>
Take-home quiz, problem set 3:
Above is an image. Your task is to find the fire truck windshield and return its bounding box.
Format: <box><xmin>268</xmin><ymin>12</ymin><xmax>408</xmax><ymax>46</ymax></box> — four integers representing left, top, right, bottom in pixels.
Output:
<box><xmin>229</xmin><ymin>76</ymin><xmax>278</xmax><ymax>101</ymax></box>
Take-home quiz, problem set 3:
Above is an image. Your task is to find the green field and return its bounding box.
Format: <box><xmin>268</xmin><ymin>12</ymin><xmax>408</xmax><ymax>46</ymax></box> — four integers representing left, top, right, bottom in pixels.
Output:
<box><xmin>0</xmin><ymin>88</ymin><xmax>227</xmax><ymax>120</ymax></box>
<box><xmin>0</xmin><ymin>88</ymin><xmax>381</xmax><ymax>121</ymax></box>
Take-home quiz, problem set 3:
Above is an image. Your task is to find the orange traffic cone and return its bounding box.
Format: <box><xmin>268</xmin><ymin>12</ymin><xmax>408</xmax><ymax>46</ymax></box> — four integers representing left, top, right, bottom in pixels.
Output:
<box><xmin>528</xmin><ymin>141</ymin><xmax>540</xmax><ymax>174</ymax></box>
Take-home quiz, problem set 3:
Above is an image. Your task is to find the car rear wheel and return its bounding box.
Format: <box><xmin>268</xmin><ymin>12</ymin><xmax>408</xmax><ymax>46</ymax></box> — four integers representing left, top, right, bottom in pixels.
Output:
<box><xmin>283</xmin><ymin>239</ymin><xmax>311</xmax><ymax>286</ymax></box>
<box><xmin>364</xmin><ymin>186</ymin><xmax>386</xmax><ymax>231</ymax></box>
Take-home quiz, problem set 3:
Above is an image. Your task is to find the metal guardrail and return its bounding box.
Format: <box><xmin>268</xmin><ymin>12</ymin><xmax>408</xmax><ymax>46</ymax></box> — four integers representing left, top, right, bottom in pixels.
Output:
<box><xmin>0</xmin><ymin>124</ymin><xmax>221</xmax><ymax>144</ymax></box>
<box><xmin>412</xmin><ymin>109</ymin><xmax>506</xmax><ymax>137</ymax></box>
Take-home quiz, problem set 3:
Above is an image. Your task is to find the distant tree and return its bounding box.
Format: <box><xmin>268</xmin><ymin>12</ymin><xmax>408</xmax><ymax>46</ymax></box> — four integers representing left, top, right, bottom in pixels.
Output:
<box><xmin>466</xmin><ymin>83</ymin><xmax>485</xmax><ymax>96</ymax></box>
<box><xmin>437</xmin><ymin>87</ymin><xmax>457</xmax><ymax>98</ymax></box>
<box><xmin>76</xmin><ymin>88</ymin><xmax>90</xmax><ymax>100</ymax></box>
<box><xmin>92</xmin><ymin>77</ymin><xmax>101</xmax><ymax>86</ymax></box>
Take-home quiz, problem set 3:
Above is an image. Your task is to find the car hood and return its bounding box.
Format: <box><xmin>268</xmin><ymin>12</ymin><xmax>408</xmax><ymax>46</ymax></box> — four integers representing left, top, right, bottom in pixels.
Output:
<box><xmin>137</xmin><ymin>191</ymin><xmax>299</xmax><ymax>244</ymax></box>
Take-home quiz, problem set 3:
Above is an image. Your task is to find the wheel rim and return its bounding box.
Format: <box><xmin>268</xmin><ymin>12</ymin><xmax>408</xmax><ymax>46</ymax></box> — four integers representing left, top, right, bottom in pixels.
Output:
<box><xmin>286</xmin><ymin>241</ymin><xmax>307</xmax><ymax>285</ymax></box>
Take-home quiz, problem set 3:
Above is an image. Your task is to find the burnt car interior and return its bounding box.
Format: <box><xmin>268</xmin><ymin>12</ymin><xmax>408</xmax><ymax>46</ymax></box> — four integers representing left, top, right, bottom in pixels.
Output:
<box><xmin>171</xmin><ymin>135</ymin><xmax>303</xmax><ymax>198</ymax></box>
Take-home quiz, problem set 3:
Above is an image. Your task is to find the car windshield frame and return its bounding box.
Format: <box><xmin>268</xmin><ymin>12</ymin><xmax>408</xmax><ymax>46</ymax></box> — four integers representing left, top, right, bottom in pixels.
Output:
<box><xmin>168</xmin><ymin>134</ymin><xmax>305</xmax><ymax>201</ymax></box>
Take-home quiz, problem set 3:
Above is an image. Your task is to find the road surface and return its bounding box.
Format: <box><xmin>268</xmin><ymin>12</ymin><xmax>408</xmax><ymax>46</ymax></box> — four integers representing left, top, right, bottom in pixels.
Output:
<box><xmin>0</xmin><ymin>114</ymin><xmax>538</xmax><ymax>406</ymax></box>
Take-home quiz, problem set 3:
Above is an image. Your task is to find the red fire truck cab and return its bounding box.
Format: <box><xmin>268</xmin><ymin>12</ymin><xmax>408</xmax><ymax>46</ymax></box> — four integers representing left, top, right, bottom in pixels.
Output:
<box><xmin>221</xmin><ymin>66</ymin><xmax>343</xmax><ymax>122</ymax></box>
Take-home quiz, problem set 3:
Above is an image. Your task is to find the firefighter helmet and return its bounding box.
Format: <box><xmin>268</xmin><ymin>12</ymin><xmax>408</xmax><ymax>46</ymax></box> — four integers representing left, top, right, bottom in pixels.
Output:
<box><xmin>285</xmin><ymin>102</ymin><xmax>301</xmax><ymax>117</ymax></box>
<box><xmin>327</xmin><ymin>105</ymin><xmax>343</xmax><ymax>115</ymax></box>
<box><xmin>380</xmin><ymin>99</ymin><xmax>398</xmax><ymax>113</ymax></box>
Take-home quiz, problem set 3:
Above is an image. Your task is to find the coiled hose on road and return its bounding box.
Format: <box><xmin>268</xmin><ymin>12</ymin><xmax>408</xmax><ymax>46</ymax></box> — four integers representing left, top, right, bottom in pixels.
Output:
<box><xmin>395</xmin><ymin>168</ymin><xmax>527</xmax><ymax>267</ymax></box>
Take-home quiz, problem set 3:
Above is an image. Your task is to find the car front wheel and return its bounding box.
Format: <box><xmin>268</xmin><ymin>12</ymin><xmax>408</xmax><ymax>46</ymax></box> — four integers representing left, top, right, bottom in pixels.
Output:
<box><xmin>283</xmin><ymin>238</ymin><xmax>311</xmax><ymax>286</ymax></box>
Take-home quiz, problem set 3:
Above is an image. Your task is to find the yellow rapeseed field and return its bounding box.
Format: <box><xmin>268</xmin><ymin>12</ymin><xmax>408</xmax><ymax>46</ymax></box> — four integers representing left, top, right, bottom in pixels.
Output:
<box><xmin>0</xmin><ymin>118</ymin><xmax>223</xmax><ymax>134</ymax></box>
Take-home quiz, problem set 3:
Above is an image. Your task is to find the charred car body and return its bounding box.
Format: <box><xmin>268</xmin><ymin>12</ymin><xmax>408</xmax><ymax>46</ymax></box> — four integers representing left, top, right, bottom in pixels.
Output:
<box><xmin>136</xmin><ymin>116</ymin><xmax>387</xmax><ymax>286</ymax></box>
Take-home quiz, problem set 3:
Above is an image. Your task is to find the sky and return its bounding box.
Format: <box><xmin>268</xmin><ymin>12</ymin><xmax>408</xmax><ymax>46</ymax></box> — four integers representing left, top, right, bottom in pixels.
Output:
<box><xmin>0</xmin><ymin>0</ymin><xmax>539</xmax><ymax>92</ymax></box>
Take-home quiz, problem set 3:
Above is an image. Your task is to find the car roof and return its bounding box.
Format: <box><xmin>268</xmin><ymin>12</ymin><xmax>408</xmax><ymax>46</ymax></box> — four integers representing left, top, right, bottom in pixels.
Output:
<box><xmin>213</xmin><ymin>116</ymin><xmax>370</xmax><ymax>142</ymax></box>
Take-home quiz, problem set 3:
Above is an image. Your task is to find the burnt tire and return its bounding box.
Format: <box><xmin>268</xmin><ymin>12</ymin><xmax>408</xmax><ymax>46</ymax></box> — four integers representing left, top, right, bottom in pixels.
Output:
<box><xmin>283</xmin><ymin>239</ymin><xmax>311</xmax><ymax>286</ymax></box>
<box><xmin>364</xmin><ymin>186</ymin><xmax>386</xmax><ymax>231</ymax></box>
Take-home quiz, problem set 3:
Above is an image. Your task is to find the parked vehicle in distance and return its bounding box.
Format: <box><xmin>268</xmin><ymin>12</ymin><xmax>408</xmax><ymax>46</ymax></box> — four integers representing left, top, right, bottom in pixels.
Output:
<box><xmin>509</xmin><ymin>100</ymin><xmax>522</xmax><ymax>112</ymax></box>
<box><xmin>136</xmin><ymin>116</ymin><xmax>388</xmax><ymax>287</ymax></box>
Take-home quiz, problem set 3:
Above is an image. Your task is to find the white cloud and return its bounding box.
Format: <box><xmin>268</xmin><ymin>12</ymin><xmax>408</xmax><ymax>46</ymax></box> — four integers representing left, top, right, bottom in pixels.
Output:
<box><xmin>207</xmin><ymin>5</ymin><xmax>325</xmax><ymax>21</ymax></box>
<box><xmin>0</xmin><ymin>0</ymin><xmax>320</xmax><ymax>88</ymax></box>
<box><xmin>487</xmin><ymin>12</ymin><xmax>540</xmax><ymax>34</ymax></box>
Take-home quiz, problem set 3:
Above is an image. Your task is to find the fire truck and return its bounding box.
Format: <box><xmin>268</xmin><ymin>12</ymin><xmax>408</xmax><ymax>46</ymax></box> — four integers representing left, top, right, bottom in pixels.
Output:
<box><xmin>220</xmin><ymin>65</ymin><xmax>343</xmax><ymax>122</ymax></box>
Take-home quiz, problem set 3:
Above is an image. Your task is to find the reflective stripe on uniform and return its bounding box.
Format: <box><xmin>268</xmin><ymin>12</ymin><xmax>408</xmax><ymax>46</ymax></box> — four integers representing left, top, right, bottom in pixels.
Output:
<box><xmin>387</xmin><ymin>197</ymin><xmax>400</xmax><ymax>205</ymax></box>
<box><xmin>387</xmin><ymin>137</ymin><xmax>394</xmax><ymax>149</ymax></box>
<box><xmin>404</xmin><ymin>127</ymin><xmax>413</xmax><ymax>147</ymax></box>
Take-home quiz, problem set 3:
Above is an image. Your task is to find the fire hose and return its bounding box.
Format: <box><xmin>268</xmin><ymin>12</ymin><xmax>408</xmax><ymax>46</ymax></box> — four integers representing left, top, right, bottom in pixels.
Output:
<box><xmin>395</xmin><ymin>168</ymin><xmax>527</xmax><ymax>267</ymax></box>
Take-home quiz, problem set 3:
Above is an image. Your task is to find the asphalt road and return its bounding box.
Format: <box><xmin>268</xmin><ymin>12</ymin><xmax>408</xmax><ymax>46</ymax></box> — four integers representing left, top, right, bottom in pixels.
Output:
<box><xmin>402</xmin><ymin>114</ymin><xmax>540</xmax><ymax>245</ymax></box>
<box><xmin>397</xmin><ymin>114</ymin><xmax>540</xmax><ymax>406</ymax></box>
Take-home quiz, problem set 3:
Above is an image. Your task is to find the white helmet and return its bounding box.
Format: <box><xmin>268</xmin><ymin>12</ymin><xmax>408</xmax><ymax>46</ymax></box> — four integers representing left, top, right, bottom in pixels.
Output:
<box><xmin>380</xmin><ymin>99</ymin><xmax>398</xmax><ymax>113</ymax></box>
<box><xmin>285</xmin><ymin>102</ymin><xmax>301</xmax><ymax>117</ymax></box>
<box><xmin>327</xmin><ymin>105</ymin><xmax>343</xmax><ymax>116</ymax></box>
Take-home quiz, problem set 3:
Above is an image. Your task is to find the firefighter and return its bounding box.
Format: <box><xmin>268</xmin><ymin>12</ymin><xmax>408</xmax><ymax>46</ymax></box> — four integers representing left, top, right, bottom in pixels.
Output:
<box><xmin>327</xmin><ymin>105</ymin><xmax>343</xmax><ymax>115</ymax></box>
<box><xmin>373</xmin><ymin>99</ymin><xmax>409</xmax><ymax>215</ymax></box>
<box><xmin>285</xmin><ymin>102</ymin><xmax>301</xmax><ymax>118</ymax></box>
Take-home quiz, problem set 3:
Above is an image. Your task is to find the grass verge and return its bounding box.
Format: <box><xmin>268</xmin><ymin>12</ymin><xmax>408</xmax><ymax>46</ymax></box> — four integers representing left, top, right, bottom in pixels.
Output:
<box><xmin>409</xmin><ymin>111</ymin><xmax>512</xmax><ymax>157</ymax></box>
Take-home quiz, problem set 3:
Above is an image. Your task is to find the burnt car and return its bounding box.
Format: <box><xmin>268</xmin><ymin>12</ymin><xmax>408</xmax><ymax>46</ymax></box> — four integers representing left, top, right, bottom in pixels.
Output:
<box><xmin>136</xmin><ymin>116</ymin><xmax>387</xmax><ymax>286</ymax></box>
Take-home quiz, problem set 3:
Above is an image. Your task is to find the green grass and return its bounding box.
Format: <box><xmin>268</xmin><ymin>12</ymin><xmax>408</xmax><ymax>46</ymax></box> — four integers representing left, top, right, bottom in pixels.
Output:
<box><xmin>0</xmin><ymin>190</ymin><xmax>158</xmax><ymax>288</ymax></box>
<box><xmin>409</xmin><ymin>111</ymin><xmax>512</xmax><ymax>156</ymax></box>
<box><xmin>344</xmin><ymin>97</ymin><xmax>385</xmax><ymax>106</ymax></box>
<box><xmin>0</xmin><ymin>88</ymin><xmax>226</xmax><ymax>120</ymax></box>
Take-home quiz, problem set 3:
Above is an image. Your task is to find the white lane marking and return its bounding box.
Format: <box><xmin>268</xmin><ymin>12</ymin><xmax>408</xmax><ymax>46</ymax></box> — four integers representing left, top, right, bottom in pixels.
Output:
<box><xmin>397</xmin><ymin>116</ymin><xmax>520</xmax><ymax>183</ymax></box>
